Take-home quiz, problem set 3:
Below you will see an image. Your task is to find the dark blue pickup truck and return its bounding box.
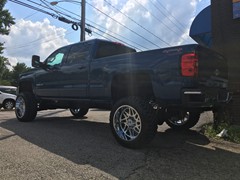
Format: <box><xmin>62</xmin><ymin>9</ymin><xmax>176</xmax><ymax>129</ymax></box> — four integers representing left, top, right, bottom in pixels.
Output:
<box><xmin>15</xmin><ymin>39</ymin><xmax>230</xmax><ymax>148</ymax></box>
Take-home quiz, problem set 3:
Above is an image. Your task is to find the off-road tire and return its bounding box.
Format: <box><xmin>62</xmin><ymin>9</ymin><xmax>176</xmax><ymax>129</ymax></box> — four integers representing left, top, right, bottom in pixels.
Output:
<box><xmin>15</xmin><ymin>92</ymin><xmax>37</xmax><ymax>122</ymax></box>
<box><xmin>110</xmin><ymin>97</ymin><xmax>158</xmax><ymax>149</ymax></box>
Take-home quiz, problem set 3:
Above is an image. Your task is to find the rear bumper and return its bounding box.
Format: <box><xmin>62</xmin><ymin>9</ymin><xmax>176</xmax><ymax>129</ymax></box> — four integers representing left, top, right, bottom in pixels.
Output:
<box><xmin>181</xmin><ymin>88</ymin><xmax>231</xmax><ymax>108</ymax></box>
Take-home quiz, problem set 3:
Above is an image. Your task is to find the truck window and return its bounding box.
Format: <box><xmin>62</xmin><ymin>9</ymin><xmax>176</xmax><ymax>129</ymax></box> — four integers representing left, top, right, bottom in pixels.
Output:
<box><xmin>66</xmin><ymin>43</ymin><xmax>90</xmax><ymax>65</ymax></box>
<box><xmin>45</xmin><ymin>47</ymin><xmax>69</xmax><ymax>66</ymax></box>
<box><xmin>95</xmin><ymin>42</ymin><xmax>136</xmax><ymax>59</ymax></box>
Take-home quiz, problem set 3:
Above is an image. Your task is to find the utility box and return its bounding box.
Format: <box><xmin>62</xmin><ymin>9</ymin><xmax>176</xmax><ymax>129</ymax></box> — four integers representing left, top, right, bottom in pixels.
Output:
<box><xmin>211</xmin><ymin>0</ymin><xmax>240</xmax><ymax>124</ymax></box>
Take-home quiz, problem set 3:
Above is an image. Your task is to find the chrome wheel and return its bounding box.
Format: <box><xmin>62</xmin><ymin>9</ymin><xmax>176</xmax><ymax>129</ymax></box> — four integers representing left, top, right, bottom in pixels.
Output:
<box><xmin>113</xmin><ymin>105</ymin><xmax>142</xmax><ymax>141</ymax></box>
<box><xmin>110</xmin><ymin>97</ymin><xmax>158</xmax><ymax>148</ymax></box>
<box><xmin>15</xmin><ymin>92</ymin><xmax>37</xmax><ymax>122</ymax></box>
<box><xmin>15</xmin><ymin>96</ymin><xmax>26</xmax><ymax>118</ymax></box>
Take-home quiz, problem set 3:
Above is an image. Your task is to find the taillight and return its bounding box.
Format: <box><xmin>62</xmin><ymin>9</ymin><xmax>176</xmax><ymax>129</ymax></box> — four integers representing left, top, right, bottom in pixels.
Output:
<box><xmin>181</xmin><ymin>53</ymin><xmax>198</xmax><ymax>77</ymax></box>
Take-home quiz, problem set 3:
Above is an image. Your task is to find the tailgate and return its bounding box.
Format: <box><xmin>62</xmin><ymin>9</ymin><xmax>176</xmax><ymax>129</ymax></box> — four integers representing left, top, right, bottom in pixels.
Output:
<box><xmin>196</xmin><ymin>46</ymin><xmax>228</xmax><ymax>88</ymax></box>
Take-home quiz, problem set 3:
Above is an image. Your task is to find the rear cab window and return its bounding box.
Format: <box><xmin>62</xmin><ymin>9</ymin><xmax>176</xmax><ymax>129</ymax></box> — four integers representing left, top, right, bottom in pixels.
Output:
<box><xmin>64</xmin><ymin>43</ymin><xmax>92</xmax><ymax>65</ymax></box>
<box><xmin>95</xmin><ymin>41</ymin><xmax>136</xmax><ymax>59</ymax></box>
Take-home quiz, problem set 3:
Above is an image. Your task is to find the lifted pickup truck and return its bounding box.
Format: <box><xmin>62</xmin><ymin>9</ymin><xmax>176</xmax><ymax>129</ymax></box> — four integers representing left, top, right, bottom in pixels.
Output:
<box><xmin>15</xmin><ymin>39</ymin><xmax>229</xmax><ymax>148</ymax></box>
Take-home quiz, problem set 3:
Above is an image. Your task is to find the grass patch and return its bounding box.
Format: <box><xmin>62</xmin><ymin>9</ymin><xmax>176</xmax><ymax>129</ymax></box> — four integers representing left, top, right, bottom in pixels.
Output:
<box><xmin>203</xmin><ymin>123</ymin><xmax>240</xmax><ymax>144</ymax></box>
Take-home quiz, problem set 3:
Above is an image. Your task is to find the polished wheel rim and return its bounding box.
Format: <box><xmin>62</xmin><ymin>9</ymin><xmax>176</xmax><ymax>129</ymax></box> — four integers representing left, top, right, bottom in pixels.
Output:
<box><xmin>113</xmin><ymin>105</ymin><xmax>142</xmax><ymax>141</ymax></box>
<box><xmin>168</xmin><ymin>112</ymin><xmax>189</xmax><ymax>126</ymax></box>
<box><xmin>15</xmin><ymin>97</ymin><xmax>26</xmax><ymax>118</ymax></box>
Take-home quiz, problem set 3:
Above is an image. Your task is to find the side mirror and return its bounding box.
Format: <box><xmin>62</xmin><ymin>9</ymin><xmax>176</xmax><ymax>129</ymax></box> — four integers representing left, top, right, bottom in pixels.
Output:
<box><xmin>32</xmin><ymin>55</ymin><xmax>41</xmax><ymax>68</ymax></box>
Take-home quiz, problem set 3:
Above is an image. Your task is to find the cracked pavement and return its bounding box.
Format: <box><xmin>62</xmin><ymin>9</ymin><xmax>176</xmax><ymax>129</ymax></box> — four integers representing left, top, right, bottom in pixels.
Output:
<box><xmin>0</xmin><ymin>109</ymin><xmax>239</xmax><ymax>180</ymax></box>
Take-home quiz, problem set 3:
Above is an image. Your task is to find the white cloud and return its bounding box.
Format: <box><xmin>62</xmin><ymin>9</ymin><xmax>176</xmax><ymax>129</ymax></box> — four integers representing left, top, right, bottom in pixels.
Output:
<box><xmin>91</xmin><ymin>0</ymin><xmax>207</xmax><ymax>50</ymax></box>
<box><xmin>1</xmin><ymin>0</ymin><xmax>210</xmax><ymax>67</ymax></box>
<box><xmin>0</xmin><ymin>18</ymin><xmax>70</xmax><ymax>67</ymax></box>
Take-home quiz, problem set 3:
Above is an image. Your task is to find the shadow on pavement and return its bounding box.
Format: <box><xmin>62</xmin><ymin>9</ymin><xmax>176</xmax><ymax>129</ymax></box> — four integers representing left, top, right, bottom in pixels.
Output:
<box><xmin>1</xmin><ymin>114</ymin><xmax>240</xmax><ymax>179</ymax></box>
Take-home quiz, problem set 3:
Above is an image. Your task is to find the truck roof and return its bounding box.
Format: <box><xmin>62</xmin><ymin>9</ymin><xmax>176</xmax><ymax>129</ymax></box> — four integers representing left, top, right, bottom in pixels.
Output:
<box><xmin>64</xmin><ymin>38</ymin><xmax>136</xmax><ymax>52</ymax></box>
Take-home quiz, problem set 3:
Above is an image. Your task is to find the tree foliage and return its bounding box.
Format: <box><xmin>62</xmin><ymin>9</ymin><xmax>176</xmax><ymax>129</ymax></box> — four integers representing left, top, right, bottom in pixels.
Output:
<box><xmin>11</xmin><ymin>63</ymin><xmax>31</xmax><ymax>86</ymax></box>
<box><xmin>0</xmin><ymin>0</ymin><xmax>15</xmax><ymax>35</ymax></box>
<box><xmin>0</xmin><ymin>0</ymin><xmax>15</xmax><ymax>85</ymax></box>
<box><xmin>0</xmin><ymin>62</ymin><xmax>31</xmax><ymax>86</ymax></box>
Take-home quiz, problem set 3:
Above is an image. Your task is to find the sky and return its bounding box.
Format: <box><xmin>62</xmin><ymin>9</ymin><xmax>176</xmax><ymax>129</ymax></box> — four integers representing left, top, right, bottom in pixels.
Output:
<box><xmin>1</xmin><ymin>0</ymin><xmax>210</xmax><ymax>67</ymax></box>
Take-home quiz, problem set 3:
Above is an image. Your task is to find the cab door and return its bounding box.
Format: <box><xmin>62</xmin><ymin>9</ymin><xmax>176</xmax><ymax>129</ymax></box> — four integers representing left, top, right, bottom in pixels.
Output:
<box><xmin>59</xmin><ymin>43</ymin><xmax>91</xmax><ymax>98</ymax></box>
<box><xmin>34</xmin><ymin>46</ymin><xmax>70</xmax><ymax>97</ymax></box>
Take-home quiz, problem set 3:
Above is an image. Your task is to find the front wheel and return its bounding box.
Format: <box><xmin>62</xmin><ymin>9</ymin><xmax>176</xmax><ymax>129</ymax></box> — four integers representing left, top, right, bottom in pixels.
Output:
<box><xmin>110</xmin><ymin>97</ymin><xmax>158</xmax><ymax>149</ymax></box>
<box><xmin>15</xmin><ymin>92</ymin><xmax>37</xmax><ymax>122</ymax></box>
<box><xmin>165</xmin><ymin>111</ymin><xmax>200</xmax><ymax>130</ymax></box>
<box><xmin>3</xmin><ymin>99</ymin><xmax>15</xmax><ymax>110</ymax></box>
<box><xmin>69</xmin><ymin>108</ymin><xmax>89</xmax><ymax>118</ymax></box>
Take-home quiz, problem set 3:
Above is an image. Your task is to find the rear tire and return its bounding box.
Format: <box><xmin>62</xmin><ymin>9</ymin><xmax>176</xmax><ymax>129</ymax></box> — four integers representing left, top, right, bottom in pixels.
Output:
<box><xmin>165</xmin><ymin>111</ymin><xmax>200</xmax><ymax>130</ymax></box>
<box><xmin>15</xmin><ymin>92</ymin><xmax>37</xmax><ymax>122</ymax></box>
<box><xmin>110</xmin><ymin>97</ymin><xmax>158</xmax><ymax>149</ymax></box>
<box><xmin>3</xmin><ymin>99</ymin><xmax>15</xmax><ymax>110</ymax></box>
<box><xmin>70</xmin><ymin>108</ymin><xmax>89</xmax><ymax>118</ymax></box>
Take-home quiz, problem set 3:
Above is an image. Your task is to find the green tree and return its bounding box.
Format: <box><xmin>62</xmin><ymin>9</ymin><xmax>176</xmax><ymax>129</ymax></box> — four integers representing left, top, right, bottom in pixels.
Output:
<box><xmin>0</xmin><ymin>0</ymin><xmax>15</xmax><ymax>35</ymax></box>
<box><xmin>0</xmin><ymin>0</ymin><xmax>15</xmax><ymax>85</ymax></box>
<box><xmin>11</xmin><ymin>62</ymin><xmax>31</xmax><ymax>86</ymax></box>
<box><xmin>0</xmin><ymin>55</ymin><xmax>10</xmax><ymax>84</ymax></box>
<box><xmin>0</xmin><ymin>56</ymin><xmax>11</xmax><ymax>85</ymax></box>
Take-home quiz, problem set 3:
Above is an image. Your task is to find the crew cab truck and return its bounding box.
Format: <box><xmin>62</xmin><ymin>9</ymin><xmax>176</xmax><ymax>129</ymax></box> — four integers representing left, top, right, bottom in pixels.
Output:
<box><xmin>15</xmin><ymin>39</ymin><xmax>229</xmax><ymax>148</ymax></box>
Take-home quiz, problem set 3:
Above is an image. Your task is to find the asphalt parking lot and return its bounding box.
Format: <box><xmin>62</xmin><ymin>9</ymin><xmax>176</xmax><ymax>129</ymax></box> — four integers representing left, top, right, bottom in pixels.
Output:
<box><xmin>0</xmin><ymin>109</ymin><xmax>240</xmax><ymax>180</ymax></box>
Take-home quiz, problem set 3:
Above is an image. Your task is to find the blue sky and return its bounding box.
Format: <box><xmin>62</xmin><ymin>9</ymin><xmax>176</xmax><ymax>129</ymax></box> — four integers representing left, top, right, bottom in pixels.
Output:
<box><xmin>2</xmin><ymin>0</ymin><xmax>210</xmax><ymax>66</ymax></box>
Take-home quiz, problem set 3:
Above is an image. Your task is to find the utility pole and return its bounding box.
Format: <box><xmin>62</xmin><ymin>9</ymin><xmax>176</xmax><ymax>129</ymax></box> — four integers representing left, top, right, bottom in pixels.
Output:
<box><xmin>81</xmin><ymin>0</ymin><xmax>85</xmax><ymax>41</ymax></box>
<box><xmin>50</xmin><ymin>0</ymin><xmax>89</xmax><ymax>41</ymax></box>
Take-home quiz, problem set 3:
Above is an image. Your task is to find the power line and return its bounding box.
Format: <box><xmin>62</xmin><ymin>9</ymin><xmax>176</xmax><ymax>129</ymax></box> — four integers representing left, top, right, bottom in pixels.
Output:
<box><xmin>39</xmin><ymin>0</ymin><xmax>61</xmax><ymax>16</ymax></box>
<box><xmin>86</xmin><ymin>2</ymin><xmax>161</xmax><ymax>49</ymax></box>
<box><xmin>148</xmin><ymin>0</ymin><xmax>185</xmax><ymax>33</ymax></box>
<box><xmin>103</xmin><ymin>0</ymin><xmax>171</xmax><ymax>46</ymax></box>
<box><xmin>6</xmin><ymin>30</ymin><xmax>75</xmax><ymax>57</ymax></box>
<box><xmin>6</xmin><ymin>27</ymin><xmax>72</xmax><ymax>49</ymax></box>
<box><xmin>150</xmin><ymin>0</ymin><xmax>186</xmax><ymax>29</ymax></box>
<box><xmin>7</xmin><ymin>1</ymin><xmax>142</xmax><ymax>52</ymax></box>
<box><xmin>133</xmin><ymin>0</ymin><xmax>184</xmax><ymax>38</ymax></box>
<box><xmin>91</xmin><ymin>26</ymin><xmax>141</xmax><ymax>51</ymax></box>
<box><xmin>9</xmin><ymin>0</ymin><xmax>160</xmax><ymax>51</ymax></box>
<box><xmin>9</xmin><ymin>0</ymin><xmax>57</xmax><ymax>18</ymax></box>
<box><xmin>91</xmin><ymin>29</ymin><xmax>140</xmax><ymax>51</ymax></box>
<box><xmin>49</xmin><ymin>1</ymin><xmax>149</xmax><ymax>50</ymax></box>
<box><xmin>50</xmin><ymin>2</ymin><xmax>149</xmax><ymax>50</ymax></box>
<box><xmin>9</xmin><ymin>0</ymin><xmax>141</xmax><ymax>51</ymax></box>
<box><xmin>23</xmin><ymin>11</ymin><xmax>39</xmax><ymax>19</ymax></box>
<box><xmin>9</xmin><ymin>0</ymin><xmax>92</xmax><ymax>34</ymax></box>
<box><xmin>88</xmin><ymin>20</ymin><xmax>148</xmax><ymax>51</ymax></box>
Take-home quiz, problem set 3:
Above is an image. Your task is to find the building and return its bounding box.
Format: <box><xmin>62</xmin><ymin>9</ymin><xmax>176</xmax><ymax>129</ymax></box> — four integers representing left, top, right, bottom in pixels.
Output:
<box><xmin>190</xmin><ymin>0</ymin><xmax>240</xmax><ymax>124</ymax></box>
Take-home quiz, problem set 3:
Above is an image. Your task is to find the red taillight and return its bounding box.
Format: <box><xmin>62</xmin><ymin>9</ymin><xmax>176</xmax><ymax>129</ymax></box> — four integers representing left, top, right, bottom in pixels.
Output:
<box><xmin>181</xmin><ymin>53</ymin><xmax>198</xmax><ymax>77</ymax></box>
